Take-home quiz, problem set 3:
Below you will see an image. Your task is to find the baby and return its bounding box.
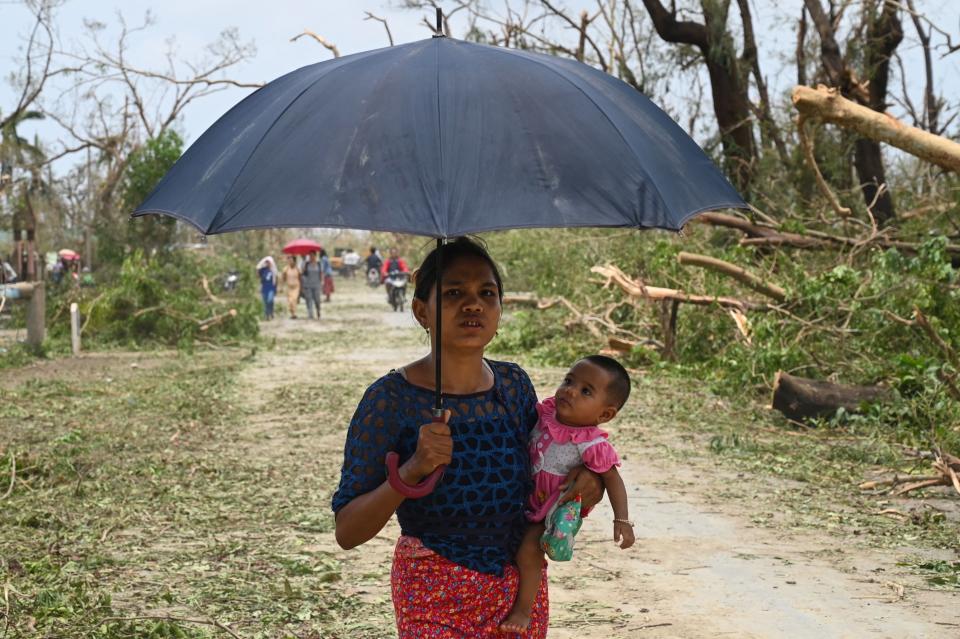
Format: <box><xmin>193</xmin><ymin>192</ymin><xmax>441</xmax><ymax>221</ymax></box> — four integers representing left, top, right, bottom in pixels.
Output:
<box><xmin>501</xmin><ymin>355</ymin><xmax>635</xmax><ymax>634</ymax></box>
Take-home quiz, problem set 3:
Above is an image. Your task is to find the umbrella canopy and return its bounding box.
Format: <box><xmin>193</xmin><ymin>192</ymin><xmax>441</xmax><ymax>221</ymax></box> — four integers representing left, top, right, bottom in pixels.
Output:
<box><xmin>133</xmin><ymin>37</ymin><xmax>745</xmax><ymax>236</ymax></box>
<box><xmin>282</xmin><ymin>238</ymin><xmax>322</xmax><ymax>255</ymax></box>
<box><xmin>58</xmin><ymin>249</ymin><xmax>80</xmax><ymax>261</ymax></box>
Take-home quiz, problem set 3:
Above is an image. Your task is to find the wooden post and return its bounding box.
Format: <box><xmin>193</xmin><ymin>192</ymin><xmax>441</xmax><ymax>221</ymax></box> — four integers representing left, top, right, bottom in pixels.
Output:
<box><xmin>70</xmin><ymin>302</ymin><xmax>81</xmax><ymax>355</ymax></box>
<box><xmin>26</xmin><ymin>281</ymin><xmax>44</xmax><ymax>346</ymax></box>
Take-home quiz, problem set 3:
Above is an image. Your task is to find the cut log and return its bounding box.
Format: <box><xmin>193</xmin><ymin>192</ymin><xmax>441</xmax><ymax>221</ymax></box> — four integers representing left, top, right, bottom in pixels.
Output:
<box><xmin>771</xmin><ymin>370</ymin><xmax>891</xmax><ymax>422</ymax></box>
<box><xmin>792</xmin><ymin>85</ymin><xmax>960</xmax><ymax>173</ymax></box>
<box><xmin>677</xmin><ymin>251</ymin><xmax>787</xmax><ymax>302</ymax></box>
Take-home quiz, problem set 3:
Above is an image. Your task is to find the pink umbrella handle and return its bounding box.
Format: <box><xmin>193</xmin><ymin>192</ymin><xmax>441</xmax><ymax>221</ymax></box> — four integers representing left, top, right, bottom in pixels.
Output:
<box><xmin>385</xmin><ymin>411</ymin><xmax>448</xmax><ymax>498</ymax></box>
<box><xmin>385</xmin><ymin>452</ymin><xmax>446</xmax><ymax>498</ymax></box>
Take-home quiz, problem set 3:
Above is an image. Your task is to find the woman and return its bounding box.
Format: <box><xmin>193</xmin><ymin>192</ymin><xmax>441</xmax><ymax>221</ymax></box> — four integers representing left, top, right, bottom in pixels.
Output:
<box><xmin>256</xmin><ymin>256</ymin><xmax>277</xmax><ymax>320</ymax></box>
<box><xmin>280</xmin><ymin>255</ymin><xmax>301</xmax><ymax>319</ymax></box>
<box><xmin>320</xmin><ymin>248</ymin><xmax>335</xmax><ymax>302</ymax></box>
<box><xmin>332</xmin><ymin>238</ymin><xmax>602</xmax><ymax>638</ymax></box>
<box><xmin>301</xmin><ymin>251</ymin><xmax>323</xmax><ymax>320</ymax></box>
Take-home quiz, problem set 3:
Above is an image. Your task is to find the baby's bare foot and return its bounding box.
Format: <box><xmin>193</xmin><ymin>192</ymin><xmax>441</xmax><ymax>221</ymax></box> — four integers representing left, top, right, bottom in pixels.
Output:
<box><xmin>499</xmin><ymin>608</ymin><xmax>531</xmax><ymax>634</ymax></box>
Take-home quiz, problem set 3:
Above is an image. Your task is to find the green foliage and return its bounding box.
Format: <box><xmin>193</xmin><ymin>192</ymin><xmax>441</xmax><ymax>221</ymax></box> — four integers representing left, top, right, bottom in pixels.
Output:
<box><xmin>98</xmin><ymin>130</ymin><xmax>184</xmax><ymax>264</ymax></box>
<box><xmin>45</xmin><ymin>250</ymin><xmax>259</xmax><ymax>349</ymax></box>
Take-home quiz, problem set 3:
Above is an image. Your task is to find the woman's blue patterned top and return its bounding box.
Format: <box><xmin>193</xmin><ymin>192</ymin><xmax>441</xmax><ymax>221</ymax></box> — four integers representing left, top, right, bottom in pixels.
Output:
<box><xmin>332</xmin><ymin>360</ymin><xmax>538</xmax><ymax>576</ymax></box>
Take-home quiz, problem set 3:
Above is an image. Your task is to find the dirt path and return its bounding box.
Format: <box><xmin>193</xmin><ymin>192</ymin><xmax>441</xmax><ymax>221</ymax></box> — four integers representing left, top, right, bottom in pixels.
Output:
<box><xmin>243</xmin><ymin>278</ymin><xmax>957</xmax><ymax>638</ymax></box>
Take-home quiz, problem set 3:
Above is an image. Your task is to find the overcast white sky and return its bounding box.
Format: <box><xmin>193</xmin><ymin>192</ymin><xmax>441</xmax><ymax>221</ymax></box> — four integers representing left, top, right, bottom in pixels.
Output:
<box><xmin>2</xmin><ymin>0</ymin><xmax>958</xmax><ymax>159</ymax></box>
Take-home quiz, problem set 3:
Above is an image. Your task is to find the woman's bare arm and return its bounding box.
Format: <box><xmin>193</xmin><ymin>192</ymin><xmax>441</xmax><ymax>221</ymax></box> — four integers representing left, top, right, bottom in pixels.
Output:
<box><xmin>335</xmin><ymin>415</ymin><xmax>452</xmax><ymax>549</ymax></box>
<box><xmin>334</xmin><ymin>461</ymin><xmax>419</xmax><ymax>549</ymax></box>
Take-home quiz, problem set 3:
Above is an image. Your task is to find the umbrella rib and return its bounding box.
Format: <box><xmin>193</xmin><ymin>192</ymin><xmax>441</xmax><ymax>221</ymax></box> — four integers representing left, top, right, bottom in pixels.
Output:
<box><xmin>483</xmin><ymin>47</ymin><xmax>672</xmax><ymax>224</ymax></box>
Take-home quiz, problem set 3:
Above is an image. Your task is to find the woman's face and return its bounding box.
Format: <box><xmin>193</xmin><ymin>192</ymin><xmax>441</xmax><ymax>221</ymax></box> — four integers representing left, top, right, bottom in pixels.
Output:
<box><xmin>413</xmin><ymin>254</ymin><xmax>501</xmax><ymax>353</ymax></box>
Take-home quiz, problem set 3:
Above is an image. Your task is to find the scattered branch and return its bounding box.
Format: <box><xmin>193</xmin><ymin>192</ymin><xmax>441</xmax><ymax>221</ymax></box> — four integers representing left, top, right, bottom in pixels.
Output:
<box><xmin>677</xmin><ymin>251</ymin><xmax>787</xmax><ymax>302</ymax></box>
<box><xmin>796</xmin><ymin>113</ymin><xmax>852</xmax><ymax>217</ymax></box>
<box><xmin>99</xmin><ymin>615</ymin><xmax>243</xmax><ymax>639</ymax></box>
<box><xmin>0</xmin><ymin>453</ymin><xmax>15</xmax><ymax>501</ymax></box>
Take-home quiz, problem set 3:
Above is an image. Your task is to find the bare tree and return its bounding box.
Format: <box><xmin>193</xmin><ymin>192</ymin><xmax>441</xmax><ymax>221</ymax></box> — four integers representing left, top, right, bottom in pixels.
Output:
<box><xmin>1</xmin><ymin>0</ymin><xmax>66</xmax><ymax>280</ymax></box>
<box><xmin>38</xmin><ymin>11</ymin><xmax>259</xmax><ymax>262</ymax></box>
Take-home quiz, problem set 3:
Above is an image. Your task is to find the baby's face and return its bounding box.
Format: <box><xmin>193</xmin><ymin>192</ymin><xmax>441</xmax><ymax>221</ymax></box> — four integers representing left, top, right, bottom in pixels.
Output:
<box><xmin>553</xmin><ymin>360</ymin><xmax>617</xmax><ymax>427</ymax></box>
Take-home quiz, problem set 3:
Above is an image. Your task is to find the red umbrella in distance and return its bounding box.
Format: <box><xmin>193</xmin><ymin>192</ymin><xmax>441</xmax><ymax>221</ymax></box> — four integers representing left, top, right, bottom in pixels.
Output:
<box><xmin>58</xmin><ymin>249</ymin><xmax>81</xmax><ymax>261</ymax></box>
<box><xmin>282</xmin><ymin>238</ymin><xmax>322</xmax><ymax>256</ymax></box>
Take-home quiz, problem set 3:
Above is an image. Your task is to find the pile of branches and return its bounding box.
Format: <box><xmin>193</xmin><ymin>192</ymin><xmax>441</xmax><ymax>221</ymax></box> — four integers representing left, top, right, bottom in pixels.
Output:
<box><xmin>860</xmin><ymin>449</ymin><xmax>960</xmax><ymax>498</ymax></box>
<box><xmin>47</xmin><ymin>252</ymin><xmax>259</xmax><ymax>349</ymax></box>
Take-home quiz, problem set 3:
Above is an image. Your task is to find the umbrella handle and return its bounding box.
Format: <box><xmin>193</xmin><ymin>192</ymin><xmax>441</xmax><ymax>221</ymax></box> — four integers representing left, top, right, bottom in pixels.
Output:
<box><xmin>385</xmin><ymin>413</ymin><xmax>448</xmax><ymax>498</ymax></box>
<box><xmin>385</xmin><ymin>453</ymin><xmax>446</xmax><ymax>498</ymax></box>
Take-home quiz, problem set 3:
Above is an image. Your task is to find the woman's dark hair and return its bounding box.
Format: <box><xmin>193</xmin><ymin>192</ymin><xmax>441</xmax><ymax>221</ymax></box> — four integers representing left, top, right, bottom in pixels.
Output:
<box><xmin>413</xmin><ymin>237</ymin><xmax>503</xmax><ymax>303</ymax></box>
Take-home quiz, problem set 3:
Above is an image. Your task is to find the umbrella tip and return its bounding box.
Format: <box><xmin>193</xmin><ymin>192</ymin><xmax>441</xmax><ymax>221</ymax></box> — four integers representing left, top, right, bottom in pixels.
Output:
<box><xmin>434</xmin><ymin>7</ymin><xmax>444</xmax><ymax>37</ymax></box>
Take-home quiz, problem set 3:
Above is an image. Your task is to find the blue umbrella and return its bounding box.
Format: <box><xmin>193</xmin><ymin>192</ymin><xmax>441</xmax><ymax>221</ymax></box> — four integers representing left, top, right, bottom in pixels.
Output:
<box><xmin>134</xmin><ymin>11</ymin><xmax>746</xmax><ymax>495</ymax></box>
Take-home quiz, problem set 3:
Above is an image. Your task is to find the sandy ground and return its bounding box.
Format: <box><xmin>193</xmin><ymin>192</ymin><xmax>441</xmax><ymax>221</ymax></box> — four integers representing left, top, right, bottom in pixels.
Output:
<box><xmin>237</xmin><ymin>277</ymin><xmax>960</xmax><ymax>639</ymax></box>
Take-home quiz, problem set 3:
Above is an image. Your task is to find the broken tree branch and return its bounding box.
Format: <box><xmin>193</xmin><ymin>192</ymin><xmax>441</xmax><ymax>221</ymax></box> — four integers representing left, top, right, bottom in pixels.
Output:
<box><xmin>797</xmin><ymin>113</ymin><xmax>853</xmax><ymax>217</ymax></box>
<box><xmin>590</xmin><ymin>264</ymin><xmax>768</xmax><ymax>311</ymax></box>
<box><xmin>677</xmin><ymin>252</ymin><xmax>787</xmax><ymax>302</ymax></box>
<box><xmin>793</xmin><ymin>85</ymin><xmax>960</xmax><ymax>173</ymax></box>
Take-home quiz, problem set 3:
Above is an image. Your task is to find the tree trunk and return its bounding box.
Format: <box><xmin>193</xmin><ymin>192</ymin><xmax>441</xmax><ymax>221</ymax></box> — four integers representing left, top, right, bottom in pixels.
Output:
<box><xmin>802</xmin><ymin>0</ymin><xmax>902</xmax><ymax>225</ymax></box>
<box><xmin>640</xmin><ymin>0</ymin><xmax>756</xmax><ymax>191</ymax></box>
<box><xmin>853</xmin><ymin>0</ymin><xmax>903</xmax><ymax>225</ymax></box>
<box><xmin>771</xmin><ymin>371</ymin><xmax>891</xmax><ymax>422</ymax></box>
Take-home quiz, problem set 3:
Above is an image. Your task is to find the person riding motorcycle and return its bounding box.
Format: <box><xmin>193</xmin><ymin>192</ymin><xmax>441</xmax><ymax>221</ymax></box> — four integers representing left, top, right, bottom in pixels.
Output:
<box><xmin>380</xmin><ymin>248</ymin><xmax>410</xmax><ymax>304</ymax></box>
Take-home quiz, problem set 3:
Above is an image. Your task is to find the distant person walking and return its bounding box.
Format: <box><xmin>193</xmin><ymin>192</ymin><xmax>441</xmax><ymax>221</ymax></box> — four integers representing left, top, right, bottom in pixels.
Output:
<box><xmin>301</xmin><ymin>251</ymin><xmax>324</xmax><ymax>320</ymax></box>
<box><xmin>256</xmin><ymin>256</ymin><xmax>278</xmax><ymax>320</ymax></box>
<box><xmin>342</xmin><ymin>248</ymin><xmax>360</xmax><ymax>278</ymax></box>
<box><xmin>281</xmin><ymin>255</ymin><xmax>301</xmax><ymax>319</ymax></box>
<box><xmin>320</xmin><ymin>248</ymin><xmax>335</xmax><ymax>302</ymax></box>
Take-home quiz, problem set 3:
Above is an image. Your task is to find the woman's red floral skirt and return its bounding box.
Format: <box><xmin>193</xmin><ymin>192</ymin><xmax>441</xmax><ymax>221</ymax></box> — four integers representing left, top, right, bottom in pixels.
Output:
<box><xmin>391</xmin><ymin>536</ymin><xmax>548</xmax><ymax>638</ymax></box>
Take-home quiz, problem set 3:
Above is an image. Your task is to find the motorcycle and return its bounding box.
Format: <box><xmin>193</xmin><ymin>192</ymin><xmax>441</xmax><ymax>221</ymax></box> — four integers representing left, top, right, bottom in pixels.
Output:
<box><xmin>385</xmin><ymin>270</ymin><xmax>409</xmax><ymax>312</ymax></box>
<box><xmin>223</xmin><ymin>270</ymin><xmax>240</xmax><ymax>292</ymax></box>
<box><xmin>366</xmin><ymin>266</ymin><xmax>381</xmax><ymax>288</ymax></box>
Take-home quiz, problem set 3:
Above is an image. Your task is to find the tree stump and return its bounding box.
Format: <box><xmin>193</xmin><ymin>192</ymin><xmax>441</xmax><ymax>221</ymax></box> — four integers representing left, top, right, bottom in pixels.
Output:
<box><xmin>771</xmin><ymin>371</ymin><xmax>891</xmax><ymax>422</ymax></box>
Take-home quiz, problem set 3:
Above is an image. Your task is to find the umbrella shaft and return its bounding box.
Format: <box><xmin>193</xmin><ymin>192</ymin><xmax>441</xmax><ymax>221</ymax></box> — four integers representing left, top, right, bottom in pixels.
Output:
<box><xmin>435</xmin><ymin>237</ymin><xmax>443</xmax><ymax>413</ymax></box>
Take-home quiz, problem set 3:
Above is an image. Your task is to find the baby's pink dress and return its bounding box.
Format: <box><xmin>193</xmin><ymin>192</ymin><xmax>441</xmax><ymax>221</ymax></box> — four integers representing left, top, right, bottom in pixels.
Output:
<box><xmin>525</xmin><ymin>396</ymin><xmax>621</xmax><ymax>523</ymax></box>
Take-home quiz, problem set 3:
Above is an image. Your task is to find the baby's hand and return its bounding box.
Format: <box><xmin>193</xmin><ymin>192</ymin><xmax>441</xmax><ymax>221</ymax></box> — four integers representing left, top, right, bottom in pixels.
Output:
<box><xmin>614</xmin><ymin>521</ymin><xmax>635</xmax><ymax>549</ymax></box>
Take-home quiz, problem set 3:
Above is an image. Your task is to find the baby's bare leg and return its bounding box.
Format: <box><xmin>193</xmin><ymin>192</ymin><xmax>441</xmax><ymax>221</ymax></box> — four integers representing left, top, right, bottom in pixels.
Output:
<box><xmin>500</xmin><ymin>522</ymin><xmax>546</xmax><ymax>633</ymax></box>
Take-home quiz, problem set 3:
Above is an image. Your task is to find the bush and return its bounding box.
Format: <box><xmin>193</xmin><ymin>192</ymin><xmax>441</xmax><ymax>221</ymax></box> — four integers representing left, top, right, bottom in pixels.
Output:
<box><xmin>46</xmin><ymin>250</ymin><xmax>259</xmax><ymax>350</ymax></box>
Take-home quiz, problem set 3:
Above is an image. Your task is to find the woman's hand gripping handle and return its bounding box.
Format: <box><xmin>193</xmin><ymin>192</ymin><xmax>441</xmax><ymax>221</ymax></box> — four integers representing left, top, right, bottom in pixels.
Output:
<box><xmin>385</xmin><ymin>409</ymin><xmax>452</xmax><ymax>498</ymax></box>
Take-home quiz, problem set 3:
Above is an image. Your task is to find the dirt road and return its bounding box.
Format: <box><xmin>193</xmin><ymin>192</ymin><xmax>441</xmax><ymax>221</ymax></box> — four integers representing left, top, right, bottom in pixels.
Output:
<box><xmin>241</xmin><ymin>277</ymin><xmax>957</xmax><ymax>638</ymax></box>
